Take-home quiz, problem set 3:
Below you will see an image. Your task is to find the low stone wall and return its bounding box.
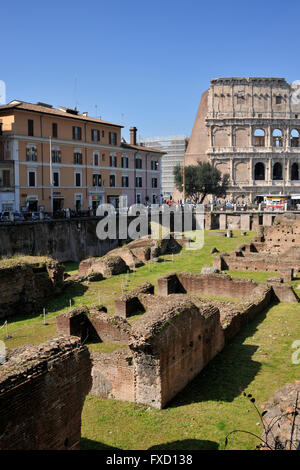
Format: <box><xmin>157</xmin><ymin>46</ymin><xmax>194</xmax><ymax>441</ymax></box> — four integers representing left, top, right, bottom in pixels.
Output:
<box><xmin>130</xmin><ymin>298</ymin><xmax>224</xmax><ymax>409</ymax></box>
<box><xmin>0</xmin><ymin>336</ymin><xmax>92</xmax><ymax>450</ymax></box>
<box><xmin>0</xmin><ymin>256</ymin><xmax>65</xmax><ymax>319</ymax></box>
<box><xmin>157</xmin><ymin>272</ymin><xmax>259</xmax><ymax>300</ymax></box>
<box><xmin>114</xmin><ymin>283</ymin><xmax>155</xmax><ymax>318</ymax></box>
<box><xmin>213</xmin><ymin>253</ymin><xmax>300</xmax><ymax>276</ymax></box>
<box><xmin>221</xmin><ymin>285</ymin><xmax>273</xmax><ymax>343</ymax></box>
<box><xmin>56</xmin><ymin>306</ymin><xmax>131</xmax><ymax>344</ymax></box>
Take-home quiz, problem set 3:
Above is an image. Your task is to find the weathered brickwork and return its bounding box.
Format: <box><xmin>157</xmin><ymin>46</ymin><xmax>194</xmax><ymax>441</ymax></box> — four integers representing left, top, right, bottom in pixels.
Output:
<box><xmin>261</xmin><ymin>380</ymin><xmax>300</xmax><ymax>450</ymax></box>
<box><xmin>0</xmin><ymin>336</ymin><xmax>92</xmax><ymax>450</ymax></box>
<box><xmin>86</xmin><ymin>275</ymin><xmax>276</xmax><ymax>409</ymax></box>
<box><xmin>90</xmin><ymin>349</ymin><xmax>134</xmax><ymax>402</ymax></box>
<box><xmin>185</xmin><ymin>77</ymin><xmax>300</xmax><ymax>202</ymax></box>
<box><xmin>212</xmin><ymin>220</ymin><xmax>300</xmax><ymax>296</ymax></box>
<box><xmin>56</xmin><ymin>306</ymin><xmax>131</xmax><ymax>344</ymax></box>
<box><xmin>0</xmin><ymin>256</ymin><xmax>65</xmax><ymax>319</ymax></box>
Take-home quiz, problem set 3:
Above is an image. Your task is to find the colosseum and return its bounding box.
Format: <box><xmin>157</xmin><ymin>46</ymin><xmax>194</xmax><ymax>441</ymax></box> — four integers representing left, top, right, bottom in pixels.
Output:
<box><xmin>184</xmin><ymin>77</ymin><xmax>300</xmax><ymax>202</ymax></box>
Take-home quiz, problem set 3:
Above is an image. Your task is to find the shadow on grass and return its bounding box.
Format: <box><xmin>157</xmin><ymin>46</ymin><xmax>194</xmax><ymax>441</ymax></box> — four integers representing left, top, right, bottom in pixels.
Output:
<box><xmin>80</xmin><ymin>438</ymin><xmax>218</xmax><ymax>451</ymax></box>
<box><xmin>168</xmin><ymin>304</ymin><xmax>273</xmax><ymax>408</ymax></box>
<box><xmin>7</xmin><ymin>282</ymin><xmax>88</xmax><ymax>325</ymax></box>
<box><xmin>148</xmin><ymin>439</ymin><xmax>219</xmax><ymax>450</ymax></box>
<box><xmin>80</xmin><ymin>438</ymin><xmax>121</xmax><ymax>450</ymax></box>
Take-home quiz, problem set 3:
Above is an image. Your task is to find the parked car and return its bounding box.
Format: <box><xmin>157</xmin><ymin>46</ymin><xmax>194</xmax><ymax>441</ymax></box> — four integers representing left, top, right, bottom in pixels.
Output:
<box><xmin>1</xmin><ymin>211</ymin><xmax>10</xmax><ymax>221</ymax></box>
<box><xmin>13</xmin><ymin>212</ymin><xmax>25</xmax><ymax>221</ymax></box>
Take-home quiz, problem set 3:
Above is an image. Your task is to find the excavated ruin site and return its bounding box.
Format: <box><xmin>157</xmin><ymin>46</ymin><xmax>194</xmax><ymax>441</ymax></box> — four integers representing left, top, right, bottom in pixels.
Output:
<box><xmin>0</xmin><ymin>219</ymin><xmax>300</xmax><ymax>450</ymax></box>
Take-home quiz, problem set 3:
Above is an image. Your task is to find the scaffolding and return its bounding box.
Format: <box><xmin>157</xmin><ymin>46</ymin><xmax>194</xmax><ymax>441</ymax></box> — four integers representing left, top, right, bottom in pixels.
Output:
<box><xmin>139</xmin><ymin>135</ymin><xmax>188</xmax><ymax>197</ymax></box>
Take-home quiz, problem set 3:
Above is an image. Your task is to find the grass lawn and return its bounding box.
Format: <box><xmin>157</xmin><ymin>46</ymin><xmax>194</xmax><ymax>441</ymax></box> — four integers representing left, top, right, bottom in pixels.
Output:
<box><xmin>1</xmin><ymin>229</ymin><xmax>300</xmax><ymax>450</ymax></box>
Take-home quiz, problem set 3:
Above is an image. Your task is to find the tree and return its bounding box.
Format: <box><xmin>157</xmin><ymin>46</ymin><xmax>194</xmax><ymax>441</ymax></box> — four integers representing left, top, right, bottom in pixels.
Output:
<box><xmin>174</xmin><ymin>161</ymin><xmax>229</xmax><ymax>203</ymax></box>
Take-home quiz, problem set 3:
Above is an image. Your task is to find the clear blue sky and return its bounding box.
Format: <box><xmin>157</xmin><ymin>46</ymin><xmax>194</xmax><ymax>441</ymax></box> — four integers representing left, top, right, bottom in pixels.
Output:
<box><xmin>1</xmin><ymin>0</ymin><xmax>300</xmax><ymax>140</ymax></box>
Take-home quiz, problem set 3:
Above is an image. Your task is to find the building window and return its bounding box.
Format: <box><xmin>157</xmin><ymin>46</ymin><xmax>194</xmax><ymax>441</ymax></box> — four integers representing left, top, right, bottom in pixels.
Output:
<box><xmin>102</xmin><ymin>153</ymin><xmax>105</xmax><ymax>162</ymax></box>
<box><xmin>72</xmin><ymin>126</ymin><xmax>82</xmax><ymax>140</ymax></box>
<box><xmin>136</xmin><ymin>193</ymin><xmax>141</xmax><ymax>204</ymax></box>
<box><xmin>152</xmin><ymin>177</ymin><xmax>158</xmax><ymax>188</ymax></box>
<box><xmin>74</xmin><ymin>152</ymin><xmax>82</xmax><ymax>164</ymax></box>
<box><xmin>122</xmin><ymin>176</ymin><xmax>129</xmax><ymax>187</ymax></box>
<box><xmin>109</xmin><ymin>174</ymin><xmax>116</xmax><ymax>187</ymax></box>
<box><xmin>28</xmin><ymin>119</ymin><xmax>34</xmax><ymax>136</ymax></box>
<box><xmin>52</xmin><ymin>150</ymin><xmax>62</xmax><ymax>163</ymax></box>
<box><xmin>75</xmin><ymin>172</ymin><xmax>81</xmax><ymax>187</ymax></box>
<box><xmin>122</xmin><ymin>156</ymin><xmax>128</xmax><ymax>168</ymax></box>
<box><xmin>151</xmin><ymin>160</ymin><xmax>158</xmax><ymax>170</ymax></box>
<box><xmin>28</xmin><ymin>171</ymin><xmax>36</xmax><ymax>187</ymax></box>
<box><xmin>254</xmin><ymin>162</ymin><xmax>265</xmax><ymax>181</ymax></box>
<box><xmin>272</xmin><ymin>129</ymin><xmax>283</xmax><ymax>147</ymax></box>
<box><xmin>0</xmin><ymin>170</ymin><xmax>11</xmax><ymax>187</ymax></box>
<box><xmin>136</xmin><ymin>176</ymin><xmax>142</xmax><ymax>187</ymax></box>
<box><xmin>110</xmin><ymin>155</ymin><xmax>117</xmax><ymax>167</ymax></box>
<box><xmin>94</xmin><ymin>153</ymin><xmax>99</xmax><ymax>166</ymax></box>
<box><xmin>291</xmin><ymin>163</ymin><xmax>299</xmax><ymax>180</ymax></box>
<box><xmin>275</xmin><ymin>96</ymin><xmax>282</xmax><ymax>104</ymax></box>
<box><xmin>135</xmin><ymin>158</ymin><xmax>142</xmax><ymax>169</ymax></box>
<box><xmin>93</xmin><ymin>174</ymin><xmax>102</xmax><ymax>187</ymax></box>
<box><xmin>91</xmin><ymin>129</ymin><xmax>100</xmax><ymax>142</ymax></box>
<box><xmin>102</xmin><ymin>130</ymin><xmax>105</xmax><ymax>138</ymax></box>
<box><xmin>26</xmin><ymin>146</ymin><xmax>38</xmax><ymax>161</ymax></box>
<box><xmin>291</xmin><ymin>129</ymin><xmax>299</xmax><ymax>147</ymax></box>
<box><xmin>273</xmin><ymin>162</ymin><xmax>283</xmax><ymax>180</ymax></box>
<box><xmin>109</xmin><ymin>132</ymin><xmax>117</xmax><ymax>145</ymax></box>
<box><xmin>253</xmin><ymin>129</ymin><xmax>265</xmax><ymax>147</ymax></box>
<box><xmin>52</xmin><ymin>123</ymin><xmax>58</xmax><ymax>138</ymax></box>
<box><xmin>53</xmin><ymin>172</ymin><xmax>59</xmax><ymax>187</ymax></box>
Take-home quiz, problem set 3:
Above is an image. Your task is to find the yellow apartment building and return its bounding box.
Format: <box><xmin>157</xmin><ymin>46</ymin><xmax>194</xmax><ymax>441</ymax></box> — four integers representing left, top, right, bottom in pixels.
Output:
<box><xmin>0</xmin><ymin>100</ymin><xmax>126</xmax><ymax>212</ymax></box>
<box><xmin>0</xmin><ymin>101</ymin><xmax>163</xmax><ymax>213</ymax></box>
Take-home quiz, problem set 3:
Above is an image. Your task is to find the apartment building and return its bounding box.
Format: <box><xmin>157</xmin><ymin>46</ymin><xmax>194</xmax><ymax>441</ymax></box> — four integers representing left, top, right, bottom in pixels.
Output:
<box><xmin>0</xmin><ymin>101</ymin><xmax>163</xmax><ymax>213</ymax></box>
<box><xmin>120</xmin><ymin>127</ymin><xmax>163</xmax><ymax>207</ymax></box>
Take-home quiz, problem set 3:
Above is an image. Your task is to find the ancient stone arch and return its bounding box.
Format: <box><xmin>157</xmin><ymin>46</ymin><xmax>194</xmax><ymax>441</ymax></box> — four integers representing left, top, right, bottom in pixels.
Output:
<box><xmin>234</xmin><ymin>128</ymin><xmax>248</xmax><ymax>147</ymax></box>
<box><xmin>215</xmin><ymin>162</ymin><xmax>230</xmax><ymax>176</ymax></box>
<box><xmin>213</xmin><ymin>128</ymin><xmax>229</xmax><ymax>147</ymax></box>
<box><xmin>235</xmin><ymin>162</ymin><xmax>248</xmax><ymax>182</ymax></box>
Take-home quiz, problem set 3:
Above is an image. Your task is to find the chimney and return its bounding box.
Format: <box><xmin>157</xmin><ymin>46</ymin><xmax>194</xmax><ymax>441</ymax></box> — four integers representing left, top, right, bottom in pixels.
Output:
<box><xmin>129</xmin><ymin>126</ymin><xmax>137</xmax><ymax>145</ymax></box>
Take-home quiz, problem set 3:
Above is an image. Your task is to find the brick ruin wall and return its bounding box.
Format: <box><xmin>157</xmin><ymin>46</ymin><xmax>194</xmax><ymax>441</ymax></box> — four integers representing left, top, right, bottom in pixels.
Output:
<box><xmin>73</xmin><ymin>273</ymin><xmax>277</xmax><ymax>409</ymax></box>
<box><xmin>0</xmin><ymin>336</ymin><xmax>92</xmax><ymax>450</ymax></box>
<box><xmin>56</xmin><ymin>306</ymin><xmax>131</xmax><ymax>344</ymax></box>
<box><xmin>212</xmin><ymin>220</ymin><xmax>300</xmax><ymax>285</ymax></box>
<box><xmin>0</xmin><ymin>257</ymin><xmax>65</xmax><ymax>319</ymax></box>
<box><xmin>90</xmin><ymin>349</ymin><xmax>135</xmax><ymax>402</ymax></box>
<box><xmin>129</xmin><ymin>299</ymin><xmax>224</xmax><ymax>409</ymax></box>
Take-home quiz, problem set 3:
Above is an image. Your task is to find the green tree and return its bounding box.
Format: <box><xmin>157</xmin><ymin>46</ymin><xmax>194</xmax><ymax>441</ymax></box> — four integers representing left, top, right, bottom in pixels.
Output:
<box><xmin>174</xmin><ymin>161</ymin><xmax>229</xmax><ymax>203</ymax></box>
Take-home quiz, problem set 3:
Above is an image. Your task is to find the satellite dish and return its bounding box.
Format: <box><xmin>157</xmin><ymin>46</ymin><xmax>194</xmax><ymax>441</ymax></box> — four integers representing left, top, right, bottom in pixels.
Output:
<box><xmin>0</xmin><ymin>80</ymin><xmax>6</xmax><ymax>105</ymax></box>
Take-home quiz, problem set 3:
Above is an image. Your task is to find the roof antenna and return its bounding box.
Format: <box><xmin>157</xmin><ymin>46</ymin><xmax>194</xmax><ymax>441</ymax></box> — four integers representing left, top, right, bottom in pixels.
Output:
<box><xmin>74</xmin><ymin>76</ymin><xmax>78</xmax><ymax>110</ymax></box>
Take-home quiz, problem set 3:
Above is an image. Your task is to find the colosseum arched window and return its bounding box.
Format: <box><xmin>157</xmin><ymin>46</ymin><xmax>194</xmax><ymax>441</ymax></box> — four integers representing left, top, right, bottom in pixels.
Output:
<box><xmin>253</xmin><ymin>129</ymin><xmax>265</xmax><ymax>147</ymax></box>
<box><xmin>291</xmin><ymin>129</ymin><xmax>299</xmax><ymax>148</ymax></box>
<box><xmin>291</xmin><ymin>162</ymin><xmax>299</xmax><ymax>180</ymax></box>
<box><xmin>213</xmin><ymin>129</ymin><xmax>229</xmax><ymax>147</ymax></box>
<box><xmin>235</xmin><ymin>162</ymin><xmax>248</xmax><ymax>182</ymax></box>
<box><xmin>254</xmin><ymin>162</ymin><xmax>265</xmax><ymax>180</ymax></box>
<box><xmin>272</xmin><ymin>129</ymin><xmax>283</xmax><ymax>148</ymax></box>
<box><xmin>234</xmin><ymin>128</ymin><xmax>248</xmax><ymax>147</ymax></box>
<box><xmin>273</xmin><ymin>162</ymin><xmax>283</xmax><ymax>180</ymax></box>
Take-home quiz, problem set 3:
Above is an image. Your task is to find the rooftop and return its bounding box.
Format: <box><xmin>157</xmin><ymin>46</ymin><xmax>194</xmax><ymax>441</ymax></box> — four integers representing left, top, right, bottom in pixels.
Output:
<box><xmin>0</xmin><ymin>100</ymin><xmax>124</xmax><ymax>128</ymax></box>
